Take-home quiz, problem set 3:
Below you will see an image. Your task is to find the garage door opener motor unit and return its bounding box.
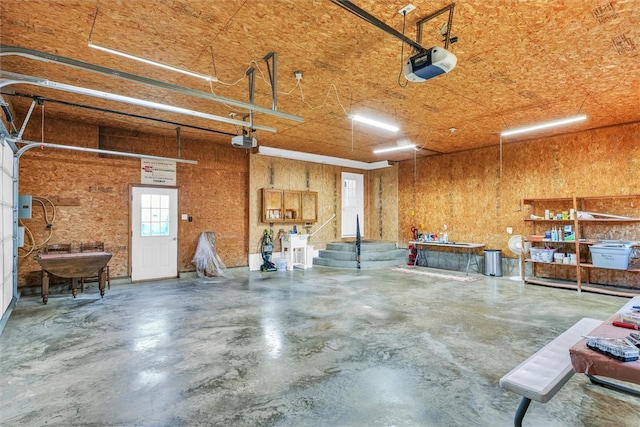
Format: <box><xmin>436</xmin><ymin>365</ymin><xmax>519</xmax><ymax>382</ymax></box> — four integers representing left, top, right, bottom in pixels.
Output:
<box><xmin>405</xmin><ymin>47</ymin><xmax>457</xmax><ymax>82</ymax></box>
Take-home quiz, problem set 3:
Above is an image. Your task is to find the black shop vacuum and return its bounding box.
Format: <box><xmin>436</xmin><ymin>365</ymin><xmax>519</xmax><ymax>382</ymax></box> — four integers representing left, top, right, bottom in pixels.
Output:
<box><xmin>260</xmin><ymin>229</ymin><xmax>277</xmax><ymax>272</ymax></box>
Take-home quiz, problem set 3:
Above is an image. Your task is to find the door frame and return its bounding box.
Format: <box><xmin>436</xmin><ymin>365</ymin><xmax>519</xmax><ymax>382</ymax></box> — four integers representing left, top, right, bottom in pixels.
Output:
<box><xmin>129</xmin><ymin>184</ymin><xmax>180</xmax><ymax>281</ymax></box>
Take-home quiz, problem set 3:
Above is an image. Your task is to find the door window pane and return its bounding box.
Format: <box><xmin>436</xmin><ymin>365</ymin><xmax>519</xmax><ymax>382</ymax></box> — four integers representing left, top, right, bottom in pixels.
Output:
<box><xmin>140</xmin><ymin>194</ymin><xmax>170</xmax><ymax>236</ymax></box>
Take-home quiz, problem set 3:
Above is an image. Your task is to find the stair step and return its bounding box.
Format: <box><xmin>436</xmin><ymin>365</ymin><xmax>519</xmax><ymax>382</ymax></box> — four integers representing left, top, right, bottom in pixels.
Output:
<box><xmin>318</xmin><ymin>249</ymin><xmax>408</xmax><ymax>262</ymax></box>
<box><xmin>325</xmin><ymin>241</ymin><xmax>398</xmax><ymax>252</ymax></box>
<box><xmin>313</xmin><ymin>241</ymin><xmax>408</xmax><ymax>269</ymax></box>
<box><xmin>313</xmin><ymin>258</ymin><xmax>407</xmax><ymax>269</ymax></box>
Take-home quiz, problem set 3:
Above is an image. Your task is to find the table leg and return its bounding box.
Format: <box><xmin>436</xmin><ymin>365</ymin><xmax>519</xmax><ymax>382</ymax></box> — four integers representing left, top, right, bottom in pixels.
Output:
<box><xmin>71</xmin><ymin>278</ymin><xmax>78</xmax><ymax>298</ymax></box>
<box><xmin>415</xmin><ymin>246</ymin><xmax>428</xmax><ymax>267</ymax></box>
<box><xmin>465</xmin><ymin>248</ymin><xmax>471</xmax><ymax>275</ymax></box>
<box><xmin>587</xmin><ymin>375</ymin><xmax>640</xmax><ymax>396</ymax></box>
<box><xmin>99</xmin><ymin>268</ymin><xmax>106</xmax><ymax>297</ymax></box>
<box><xmin>41</xmin><ymin>270</ymin><xmax>49</xmax><ymax>304</ymax></box>
<box><xmin>472</xmin><ymin>249</ymin><xmax>481</xmax><ymax>273</ymax></box>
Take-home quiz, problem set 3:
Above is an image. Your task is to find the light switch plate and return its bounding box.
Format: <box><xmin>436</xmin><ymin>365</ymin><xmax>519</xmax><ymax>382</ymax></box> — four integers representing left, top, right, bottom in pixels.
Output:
<box><xmin>181</xmin><ymin>214</ymin><xmax>188</xmax><ymax>220</ymax></box>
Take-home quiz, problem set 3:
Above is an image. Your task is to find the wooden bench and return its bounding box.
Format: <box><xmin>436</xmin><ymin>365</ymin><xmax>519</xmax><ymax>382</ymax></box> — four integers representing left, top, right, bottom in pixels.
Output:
<box><xmin>499</xmin><ymin>317</ymin><xmax>603</xmax><ymax>427</ymax></box>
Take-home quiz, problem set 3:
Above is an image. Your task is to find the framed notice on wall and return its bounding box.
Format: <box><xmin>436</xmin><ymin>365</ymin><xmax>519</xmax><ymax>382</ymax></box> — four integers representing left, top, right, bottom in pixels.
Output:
<box><xmin>141</xmin><ymin>159</ymin><xmax>176</xmax><ymax>186</ymax></box>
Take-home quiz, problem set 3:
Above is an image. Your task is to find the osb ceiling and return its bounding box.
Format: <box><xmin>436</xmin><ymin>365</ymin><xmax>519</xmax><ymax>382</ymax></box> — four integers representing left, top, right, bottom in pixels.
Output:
<box><xmin>1</xmin><ymin>0</ymin><xmax>639</xmax><ymax>163</ymax></box>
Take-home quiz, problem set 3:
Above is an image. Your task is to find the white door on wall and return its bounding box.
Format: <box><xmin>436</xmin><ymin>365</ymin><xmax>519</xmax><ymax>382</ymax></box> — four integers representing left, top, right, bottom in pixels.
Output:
<box><xmin>131</xmin><ymin>186</ymin><xmax>178</xmax><ymax>281</ymax></box>
<box><xmin>341</xmin><ymin>172</ymin><xmax>364</xmax><ymax>238</ymax></box>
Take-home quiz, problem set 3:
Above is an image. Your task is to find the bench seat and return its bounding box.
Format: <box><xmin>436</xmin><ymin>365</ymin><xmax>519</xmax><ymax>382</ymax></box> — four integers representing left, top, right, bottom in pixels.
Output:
<box><xmin>500</xmin><ymin>317</ymin><xmax>603</xmax><ymax>426</ymax></box>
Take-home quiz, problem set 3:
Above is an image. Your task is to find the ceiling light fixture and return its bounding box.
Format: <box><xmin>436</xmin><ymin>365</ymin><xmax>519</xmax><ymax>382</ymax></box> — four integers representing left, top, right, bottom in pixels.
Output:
<box><xmin>258</xmin><ymin>146</ymin><xmax>390</xmax><ymax>170</ymax></box>
<box><xmin>373</xmin><ymin>144</ymin><xmax>417</xmax><ymax>154</ymax></box>
<box><xmin>501</xmin><ymin>114</ymin><xmax>587</xmax><ymax>137</ymax></box>
<box><xmin>350</xmin><ymin>114</ymin><xmax>399</xmax><ymax>132</ymax></box>
<box><xmin>88</xmin><ymin>41</ymin><xmax>218</xmax><ymax>82</ymax></box>
<box><xmin>0</xmin><ymin>71</ymin><xmax>276</xmax><ymax>132</ymax></box>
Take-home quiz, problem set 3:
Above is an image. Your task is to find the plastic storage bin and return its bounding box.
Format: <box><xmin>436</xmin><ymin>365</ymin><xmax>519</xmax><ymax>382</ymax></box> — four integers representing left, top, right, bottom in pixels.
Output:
<box><xmin>589</xmin><ymin>245</ymin><xmax>632</xmax><ymax>270</ymax></box>
<box><xmin>484</xmin><ymin>249</ymin><xmax>502</xmax><ymax>277</ymax></box>
<box><xmin>529</xmin><ymin>247</ymin><xmax>556</xmax><ymax>263</ymax></box>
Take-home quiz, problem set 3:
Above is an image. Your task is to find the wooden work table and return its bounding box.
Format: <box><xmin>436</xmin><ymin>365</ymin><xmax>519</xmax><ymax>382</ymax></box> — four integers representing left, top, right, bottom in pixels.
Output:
<box><xmin>34</xmin><ymin>251</ymin><xmax>112</xmax><ymax>304</ymax></box>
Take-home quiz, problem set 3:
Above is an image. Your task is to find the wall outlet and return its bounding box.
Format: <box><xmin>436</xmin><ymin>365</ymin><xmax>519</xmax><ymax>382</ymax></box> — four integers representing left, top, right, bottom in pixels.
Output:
<box><xmin>181</xmin><ymin>214</ymin><xmax>188</xmax><ymax>220</ymax></box>
<box><xmin>506</xmin><ymin>227</ymin><xmax>513</xmax><ymax>234</ymax></box>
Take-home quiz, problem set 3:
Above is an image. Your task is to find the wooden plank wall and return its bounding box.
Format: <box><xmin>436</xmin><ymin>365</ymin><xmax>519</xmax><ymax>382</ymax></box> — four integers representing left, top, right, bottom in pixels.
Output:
<box><xmin>17</xmin><ymin>115</ymin><xmax>248</xmax><ymax>287</ymax></box>
<box><xmin>398</xmin><ymin>122</ymin><xmax>640</xmax><ymax>288</ymax></box>
<box><xmin>15</xmin><ymin>108</ymin><xmax>640</xmax><ymax>291</ymax></box>
<box><xmin>248</xmin><ymin>155</ymin><xmax>399</xmax><ymax>256</ymax></box>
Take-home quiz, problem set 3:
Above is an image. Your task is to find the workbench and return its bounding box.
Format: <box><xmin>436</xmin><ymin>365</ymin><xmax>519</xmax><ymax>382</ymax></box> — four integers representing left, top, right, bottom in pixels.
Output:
<box><xmin>410</xmin><ymin>241</ymin><xmax>484</xmax><ymax>275</ymax></box>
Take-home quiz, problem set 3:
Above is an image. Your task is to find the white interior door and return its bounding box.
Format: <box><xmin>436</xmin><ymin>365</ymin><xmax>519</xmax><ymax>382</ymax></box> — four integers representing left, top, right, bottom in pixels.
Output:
<box><xmin>131</xmin><ymin>186</ymin><xmax>178</xmax><ymax>281</ymax></box>
<box><xmin>341</xmin><ymin>172</ymin><xmax>364</xmax><ymax>238</ymax></box>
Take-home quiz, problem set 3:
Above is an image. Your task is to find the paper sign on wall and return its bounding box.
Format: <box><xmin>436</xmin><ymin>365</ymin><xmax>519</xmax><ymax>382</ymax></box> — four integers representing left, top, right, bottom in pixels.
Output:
<box><xmin>141</xmin><ymin>159</ymin><xmax>176</xmax><ymax>186</ymax></box>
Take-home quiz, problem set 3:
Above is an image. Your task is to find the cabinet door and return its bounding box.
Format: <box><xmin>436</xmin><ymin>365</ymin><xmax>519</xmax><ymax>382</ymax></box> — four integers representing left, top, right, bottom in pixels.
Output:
<box><xmin>301</xmin><ymin>191</ymin><xmax>318</xmax><ymax>222</ymax></box>
<box><xmin>283</xmin><ymin>190</ymin><xmax>301</xmax><ymax>221</ymax></box>
<box><xmin>262</xmin><ymin>189</ymin><xmax>283</xmax><ymax>222</ymax></box>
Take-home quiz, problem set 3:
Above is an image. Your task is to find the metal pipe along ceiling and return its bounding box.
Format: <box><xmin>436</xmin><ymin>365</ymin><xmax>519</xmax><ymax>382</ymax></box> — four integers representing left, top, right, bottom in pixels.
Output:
<box><xmin>14</xmin><ymin>141</ymin><xmax>198</xmax><ymax>164</ymax></box>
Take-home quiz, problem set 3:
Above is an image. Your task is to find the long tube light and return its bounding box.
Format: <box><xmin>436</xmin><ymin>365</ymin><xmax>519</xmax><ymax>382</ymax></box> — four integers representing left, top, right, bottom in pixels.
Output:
<box><xmin>0</xmin><ymin>45</ymin><xmax>304</xmax><ymax>123</ymax></box>
<box><xmin>258</xmin><ymin>146</ymin><xmax>390</xmax><ymax>170</ymax></box>
<box><xmin>351</xmin><ymin>114</ymin><xmax>399</xmax><ymax>132</ymax></box>
<box><xmin>373</xmin><ymin>144</ymin><xmax>417</xmax><ymax>154</ymax></box>
<box><xmin>89</xmin><ymin>41</ymin><xmax>218</xmax><ymax>82</ymax></box>
<box><xmin>501</xmin><ymin>114</ymin><xmax>587</xmax><ymax>137</ymax></box>
<box><xmin>0</xmin><ymin>71</ymin><xmax>276</xmax><ymax>132</ymax></box>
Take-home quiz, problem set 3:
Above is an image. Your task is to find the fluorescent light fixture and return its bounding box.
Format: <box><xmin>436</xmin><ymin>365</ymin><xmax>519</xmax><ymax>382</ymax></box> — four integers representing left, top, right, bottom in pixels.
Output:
<box><xmin>89</xmin><ymin>41</ymin><xmax>218</xmax><ymax>82</ymax></box>
<box><xmin>373</xmin><ymin>144</ymin><xmax>417</xmax><ymax>154</ymax></box>
<box><xmin>501</xmin><ymin>114</ymin><xmax>587</xmax><ymax>137</ymax></box>
<box><xmin>350</xmin><ymin>114</ymin><xmax>399</xmax><ymax>132</ymax></box>
<box><xmin>258</xmin><ymin>146</ymin><xmax>390</xmax><ymax>170</ymax></box>
<box><xmin>0</xmin><ymin>71</ymin><xmax>276</xmax><ymax>132</ymax></box>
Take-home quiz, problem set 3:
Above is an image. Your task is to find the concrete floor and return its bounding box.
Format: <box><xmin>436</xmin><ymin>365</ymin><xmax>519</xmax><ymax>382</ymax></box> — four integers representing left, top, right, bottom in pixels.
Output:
<box><xmin>1</xmin><ymin>266</ymin><xmax>639</xmax><ymax>426</ymax></box>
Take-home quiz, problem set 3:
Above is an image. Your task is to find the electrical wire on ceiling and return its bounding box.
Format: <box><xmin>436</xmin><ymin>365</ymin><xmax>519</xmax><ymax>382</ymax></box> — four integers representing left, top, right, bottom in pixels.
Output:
<box><xmin>206</xmin><ymin>57</ymin><xmax>350</xmax><ymax>118</ymax></box>
<box><xmin>397</xmin><ymin>10</ymin><xmax>410</xmax><ymax>89</ymax></box>
<box><xmin>90</xmin><ymin>6</ymin><xmax>351</xmax><ymax>124</ymax></box>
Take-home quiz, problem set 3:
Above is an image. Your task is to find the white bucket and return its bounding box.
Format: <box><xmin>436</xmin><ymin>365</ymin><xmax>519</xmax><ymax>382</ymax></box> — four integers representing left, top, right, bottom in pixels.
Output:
<box><xmin>276</xmin><ymin>258</ymin><xmax>287</xmax><ymax>271</ymax></box>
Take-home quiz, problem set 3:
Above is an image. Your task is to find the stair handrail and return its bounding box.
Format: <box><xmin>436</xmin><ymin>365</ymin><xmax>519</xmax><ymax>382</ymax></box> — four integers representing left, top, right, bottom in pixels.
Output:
<box><xmin>311</xmin><ymin>214</ymin><xmax>337</xmax><ymax>238</ymax></box>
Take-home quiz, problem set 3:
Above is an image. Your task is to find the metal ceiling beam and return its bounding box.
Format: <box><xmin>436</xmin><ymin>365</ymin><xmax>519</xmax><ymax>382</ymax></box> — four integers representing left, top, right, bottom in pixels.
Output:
<box><xmin>14</xmin><ymin>140</ymin><xmax>198</xmax><ymax>164</ymax></box>
<box><xmin>0</xmin><ymin>45</ymin><xmax>304</xmax><ymax>124</ymax></box>
<box><xmin>0</xmin><ymin>72</ymin><xmax>277</xmax><ymax>132</ymax></box>
<box><xmin>6</xmin><ymin>91</ymin><xmax>237</xmax><ymax>137</ymax></box>
<box><xmin>328</xmin><ymin>0</ymin><xmax>426</xmax><ymax>52</ymax></box>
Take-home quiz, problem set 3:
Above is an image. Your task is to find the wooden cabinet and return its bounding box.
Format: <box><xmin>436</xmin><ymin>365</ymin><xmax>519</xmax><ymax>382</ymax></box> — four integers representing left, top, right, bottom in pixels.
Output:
<box><xmin>301</xmin><ymin>191</ymin><xmax>318</xmax><ymax>222</ymax></box>
<box><xmin>522</xmin><ymin>195</ymin><xmax>640</xmax><ymax>296</ymax></box>
<box><xmin>262</xmin><ymin>189</ymin><xmax>318</xmax><ymax>223</ymax></box>
<box><xmin>262</xmin><ymin>189</ymin><xmax>283</xmax><ymax>222</ymax></box>
<box><xmin>283</xmin><ymin>190</ymin><xmax>300</xmax><ymax>220</ymax></box>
